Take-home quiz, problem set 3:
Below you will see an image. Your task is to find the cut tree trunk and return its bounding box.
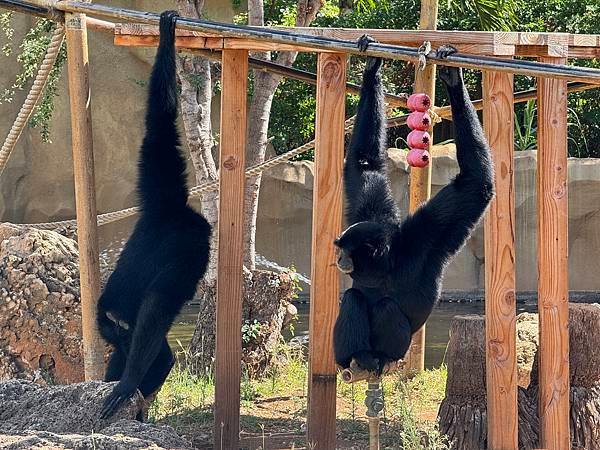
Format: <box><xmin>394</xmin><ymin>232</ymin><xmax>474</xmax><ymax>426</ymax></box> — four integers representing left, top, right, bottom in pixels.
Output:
<box><xmin>187</xmin><ymin>269</ymin><xmax>296</xmax><ymax>377</ymax></box>
<box><xmin>528</xmin><ymin>303</ymin><xmax>600</xmax><ymax>449</ymax></box>
<box><xmin>438</xmin><ymin>315</ymin><xmax>539</xmax><ymax>449</ymax></box>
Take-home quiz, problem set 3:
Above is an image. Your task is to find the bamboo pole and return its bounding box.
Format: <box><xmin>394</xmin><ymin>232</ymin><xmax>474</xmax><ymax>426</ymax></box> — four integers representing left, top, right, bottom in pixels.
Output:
<box><xmin>214</xmin><ymin>49</ymin><xmax>248</xmax><ymax>450</ymax></box>
<box><xmin>483</xmin><ymin>67</ymin><xmax>518</xmax><ymax>450</ymax></box>
<box><xmin>307</xmin><ymin>52</ymin><xmax>346</xmax><ymax>450</ymax></box>
<box><xmin>13</xmin><ymin>0</ymin><xmax>600</xmax><ymax>84</ymax></box>
<box><xmin>64</xmin><ymin>11</ymin><xmax>104</xmax><ymax>380</ymax></box>
<box><xmin>403</xmin><ymin>0</ymin><xmax>439</xmax><ymax>376</ymax></box>
<box><xmin>537</xmin><ymin>56</ymin><xmax>570</xmax><ymax>450</ymax></box>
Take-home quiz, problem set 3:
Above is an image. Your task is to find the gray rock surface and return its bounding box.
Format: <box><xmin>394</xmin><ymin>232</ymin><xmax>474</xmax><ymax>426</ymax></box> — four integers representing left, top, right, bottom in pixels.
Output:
<box><xmin>0</xmin><ymin>380</ymin><xmax>192</xmax><ymax>450</ymax></box>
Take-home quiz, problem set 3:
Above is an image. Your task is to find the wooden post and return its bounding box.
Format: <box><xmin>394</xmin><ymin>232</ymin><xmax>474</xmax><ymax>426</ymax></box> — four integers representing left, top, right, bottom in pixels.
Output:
<box><xmin>64</xmin><ymin>12</ymin><xmax>104</xmax><ymax>381</ymax></box>
<box><xmin>405</xmin><ymin>0</ymin><xmax>439</xmax><ymax>375</ymax></box>
<box><xmin>214</xmin><ymin>49</ymin><xmax>248</xmax><ymax>450</ymax></box>
<box><xmin>536</xmin><ymin>56</ymin><xmax>570</xmax><ymax>450</ymax></box>
<box><xmin>307</xmin><ymin>52</ymin><xmax>346</xmax><ymax>450</ymax></box>
<box><xmin>483</xmin><ymin>69</ymin><xmax>518</xmax><ymax>450</ymax></box>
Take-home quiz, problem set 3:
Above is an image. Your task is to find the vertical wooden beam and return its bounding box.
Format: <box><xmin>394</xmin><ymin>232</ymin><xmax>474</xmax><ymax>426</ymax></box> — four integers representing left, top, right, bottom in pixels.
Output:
<box><xmin>64</xmin><ymin>12</ymin><xmax>104</xmax><ymax>381</ymax></box>
<box><xmin>307</xmin><ymin>52</ymin><xmax>346</xmax><ymax>450</ymax></box>
<box><xmin>483</xmin><ymin>69</ymin><xmax>518</xmax><ymax>450</ymax></box>
<box><xmin>537</xmin><ymin>56</ymin><xmax>570</xmax><ymax>450</ymax></box>
<box><xmin>405</xmin><ymin>0</ymin><xmax>439</xmax><ymax>375</ymax></box>
<box><xmin>214</xmin><ymin>49</ymin><xmax>248</xmax><ymax>450</ymax></box>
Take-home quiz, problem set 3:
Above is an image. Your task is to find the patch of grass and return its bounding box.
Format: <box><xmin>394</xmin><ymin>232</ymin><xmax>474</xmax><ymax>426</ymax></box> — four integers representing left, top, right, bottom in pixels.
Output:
<box><xmin>150</xmin><ymin>344</ymin><xmax>448</xmax><ymax>449</ymax></box>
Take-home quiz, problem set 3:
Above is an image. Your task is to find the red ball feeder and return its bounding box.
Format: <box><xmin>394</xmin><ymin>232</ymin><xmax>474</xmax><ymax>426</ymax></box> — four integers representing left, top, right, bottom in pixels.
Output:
<box><xmin>407</xmin><ymin>148</ymin><xmax>430</xmax><ymax>168</ymax></box>
<box><xmin>406</xmin><ymin>93</ymin><xmax>432</xmax><ymax>167</ymax></box>
<box><xmin>407</xmin><ymin>111</ymin><xmax>431</xmax><ymax>131</ymax></box>
<box><xmin>407</xmin><ymin>130</ymin><xmax>430</xmax><ymax>149</ymax></box>
<box><xmin>407</xmin><ymin>93</ymin><xmax>431</xmax><ymax>112</ymax></box>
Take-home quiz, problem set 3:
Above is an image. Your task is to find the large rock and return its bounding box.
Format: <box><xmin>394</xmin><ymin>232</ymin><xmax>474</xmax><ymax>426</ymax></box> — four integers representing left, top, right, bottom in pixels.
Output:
<box><xmin>0</xmin><ymin>225</ymin><xmax>88</xmax><ymax>383</ymax></box>
<box><xmin>0</xmin><ymin>380</ymin><xmax>142</xmax><ymax>433</ymax></box>
<box><xmin>0</xmin><ymin>380</ymin><xmax>191</xmax><ymax>450</ymax></box>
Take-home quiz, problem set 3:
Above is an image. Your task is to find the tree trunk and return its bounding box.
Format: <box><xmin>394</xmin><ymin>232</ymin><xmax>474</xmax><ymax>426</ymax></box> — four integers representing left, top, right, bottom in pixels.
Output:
<box><xmin>438</xmin><ymin>315</ymin><xmax>539</xmax><ymax>449</ymax></box>
<box><xmin>242</xmin><ymin>0</ymin><xmax>323</xmax><ymax>269</ymax></box>
<box><xmin>175</xmin><ymin>0</ymin><xmax>219</xmax><ymax>282</ymax></box>
<box><xmin>528</xmin><ymin>303</ymin><xmax>600</xmax><ymax>449</ymax></box>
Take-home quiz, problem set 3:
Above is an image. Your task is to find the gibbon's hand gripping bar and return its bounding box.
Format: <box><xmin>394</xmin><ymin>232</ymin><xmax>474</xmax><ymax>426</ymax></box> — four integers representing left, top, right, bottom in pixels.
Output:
<box><xmin>7</xmin><ymin>0</ymin><xmax>600</xmax><ymax>84</ymax></box>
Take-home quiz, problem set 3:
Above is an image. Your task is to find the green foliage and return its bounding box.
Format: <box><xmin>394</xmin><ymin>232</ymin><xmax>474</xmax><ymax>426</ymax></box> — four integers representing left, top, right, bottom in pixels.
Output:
<box><xmin>266</xmin><ymin>0</ymin><xmax>600</xmax><ymax>159</ymax></box>
<box><xmin>447</xmin><ymin>0</ymin><xmax>518</xmax><ymax>31</ymax></box>
<box><xmin>241</xmin><ymin>319</ymin><xmax>262</xmax><ymax>344</ymax></box>
<box><xmin>1</xmin><ymin>12</ymin><xmax>13</xmax><ymax>56</ymax></box>
<box><xmin>0</xmin><ymin>16</ymin><xmax>66</xmax><ymax>142</ymax></box>
<box><xmin>514</xmin><ymin>99</ymin><xmax>537</xmax><ymax>152</ymax></box>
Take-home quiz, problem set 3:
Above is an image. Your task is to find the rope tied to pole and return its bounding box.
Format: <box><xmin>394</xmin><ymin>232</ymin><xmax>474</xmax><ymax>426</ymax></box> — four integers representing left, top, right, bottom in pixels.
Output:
<box><xmin>416</xmin><ymin>41</ymin><xmax>431</xmax><ymax>71</ymax></box>
<box><xmin>0</xmin><ymin>22</ymin><xmax>65</xmax><ymax>176</ymax></box>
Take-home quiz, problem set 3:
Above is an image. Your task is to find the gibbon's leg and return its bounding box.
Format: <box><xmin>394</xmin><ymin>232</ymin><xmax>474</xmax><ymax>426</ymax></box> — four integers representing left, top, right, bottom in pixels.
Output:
<box><xmin>333</xmin><ymin>288</ymin><xmax>377</xmax><ymax>371</ymax></box>
<box><xmin>369</xmin><ymin>297</ymin><xmax>412</xmax><ymax>372</ymax></box>
<box><xmin>138</xmin><ymin>340</ymin><xmax>175</xmax><ymax>398</ymax></box>
<box><xmin>100</xmin><ymin>291</ymin><xmax>177</xmax><ymax>419</ymax></box>
<box><xmin>104</xmin><ymin>347</ymin><xmax>127</xmax><ymax>382</ymax></box>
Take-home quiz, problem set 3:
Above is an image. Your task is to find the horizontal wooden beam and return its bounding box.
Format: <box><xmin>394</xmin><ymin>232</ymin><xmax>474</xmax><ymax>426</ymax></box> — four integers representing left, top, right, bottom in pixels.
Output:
<box><xmin>26</xmin><ymin>1</ymin><xmax>599</xmax><ymax>83</ymax></box>
<box><xmin>113</xmin><ymin>23</ymin><xmax>600</xmax><ymax>58</ymax></box>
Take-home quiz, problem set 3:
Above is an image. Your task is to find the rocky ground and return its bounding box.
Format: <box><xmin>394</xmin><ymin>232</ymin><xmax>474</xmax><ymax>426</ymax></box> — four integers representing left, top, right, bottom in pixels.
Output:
<box><xmin>0</xmin><ymin>380</ymin><xmax>192</xmax><ymax>449</ymax></box>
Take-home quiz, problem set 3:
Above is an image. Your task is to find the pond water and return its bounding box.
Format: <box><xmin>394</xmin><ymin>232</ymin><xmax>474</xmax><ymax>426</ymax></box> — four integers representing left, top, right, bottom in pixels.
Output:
<box><xmin>168</xmin><ymin>299</ymin><xmax>542</xmax><ymax>369</ymax></box>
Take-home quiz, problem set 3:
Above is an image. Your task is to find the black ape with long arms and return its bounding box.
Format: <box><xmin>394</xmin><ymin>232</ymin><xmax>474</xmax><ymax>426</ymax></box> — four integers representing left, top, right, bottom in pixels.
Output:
<box><xmin>97</xmin><ymin>11</ymin><xmax>211</xmax><ymax>418</ymax></box>
<box><xmin>334</xmin><ymin>38</ymin><xmax>494</xmax><ymax>374</ymax></box>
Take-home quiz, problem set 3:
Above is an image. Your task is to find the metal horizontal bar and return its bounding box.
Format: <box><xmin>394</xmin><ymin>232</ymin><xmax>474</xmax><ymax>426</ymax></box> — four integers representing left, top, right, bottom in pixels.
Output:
<box><xmin>3</xmin><ymin>0</ymin><xmax>600</xmax><ymax>83</ymax></box>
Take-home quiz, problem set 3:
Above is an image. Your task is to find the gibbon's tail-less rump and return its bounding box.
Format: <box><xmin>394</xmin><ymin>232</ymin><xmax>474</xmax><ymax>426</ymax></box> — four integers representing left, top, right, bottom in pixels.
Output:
<box><xmin>333</xmin><ymin>38</ymin><xmax>494</xmax><ymax>374</ymax></box>
<box><xmin>96</xmin><ymin>11</ymin><xmax>211</xmax><ymax>419</ymax></box>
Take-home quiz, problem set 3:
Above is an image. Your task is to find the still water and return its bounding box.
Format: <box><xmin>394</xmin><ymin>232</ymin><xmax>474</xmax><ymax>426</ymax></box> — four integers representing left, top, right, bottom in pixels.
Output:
<box><xmin>168</xmin><ymin>300</ymin><xmax>539</xmax><ymax>369</ymax></box>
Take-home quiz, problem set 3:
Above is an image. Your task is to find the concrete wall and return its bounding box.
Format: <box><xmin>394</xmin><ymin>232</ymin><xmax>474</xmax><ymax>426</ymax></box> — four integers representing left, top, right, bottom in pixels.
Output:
<box><xmin>0</xmin><ymin>0</ymin><xmax>235</xmax><ymax>222</ymax></box>
<box><xmin>257</xmin><ymin>146</ymin><xmax>600</xmax><ymax>292</ymax></box>
<box><xmin>1</xmin><ymin>6</ymin><xmax>599</xmax><ymax>292</ymax></box>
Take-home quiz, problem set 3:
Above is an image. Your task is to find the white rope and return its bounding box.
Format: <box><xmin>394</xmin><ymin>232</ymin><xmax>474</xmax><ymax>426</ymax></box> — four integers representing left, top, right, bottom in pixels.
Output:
<box><xmin>0</xmin><ymin>24</ymin><xmax>65</xmax><ymax>176</ymax></box>
<box><xmin>16</xmin><ymin>116</ymin><xmax>358</xmax><ymax>230</ymax></box>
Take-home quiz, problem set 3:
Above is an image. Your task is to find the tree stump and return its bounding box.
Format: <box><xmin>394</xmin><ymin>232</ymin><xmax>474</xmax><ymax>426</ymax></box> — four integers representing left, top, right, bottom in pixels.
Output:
<box><xmin>438</xmin><ymin>315</ymin><xmax>538</xmax><ymax>449</ymax></box>
<box><xmin>528</xmin><ymin>303</ymin><xmax>600</xmax><ymax>449</ymax></box>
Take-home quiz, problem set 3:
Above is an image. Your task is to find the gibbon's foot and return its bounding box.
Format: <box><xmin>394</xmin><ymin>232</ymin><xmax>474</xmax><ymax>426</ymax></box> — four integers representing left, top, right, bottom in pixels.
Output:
<box><xmin>352</xmin><ymin>350</ymin><xmax>380</xmax><ymax>373</ymax></box>
<box><xmin>159</xmin><ymin>10</ymin><xmax>179</xmax><ymax>44</ymax></box>
<box><xmin>436</xmin><ymin>45</ymin><xmax>462</xmax><ymax>88</ymax></box>
<box><xmin>100</xmin><ymin>382</ymin><xmax>138</xmax><ymax>419</ymax></box>
<box><xmin>357</xmin><ymin>34</ymin><xmax>383</xmax><ymax>74</ymax></box>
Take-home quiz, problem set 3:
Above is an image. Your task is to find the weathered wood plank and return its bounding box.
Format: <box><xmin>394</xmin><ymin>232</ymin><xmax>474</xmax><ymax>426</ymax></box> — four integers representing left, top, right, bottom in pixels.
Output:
<box><xmin>64</xmin><ymin>12</ymin><xmax>104</xmax><ymax>381</ymax></box>
<box><xmin>307</xmin><ymin>52</ymin><xmax>346</xmax><ymax>450</ymax></box>
<box><xmin>404</xmin><ymin>0</ymin><xmax>438</xmax><ymax>375</ymax></box>
<box><xmin>214</xmin><ymin>49</ymin><xmax>248</xmax><ymax>450</ymax></box>
<box><xmin>537</xmin><ymin>56</ymin><xmax>570</xmax><ymax>450</ymax></box>
<box><xmin>483</xmin><ymin>68</ymin><xmax>517</xmax><ymax>450</ymax></box>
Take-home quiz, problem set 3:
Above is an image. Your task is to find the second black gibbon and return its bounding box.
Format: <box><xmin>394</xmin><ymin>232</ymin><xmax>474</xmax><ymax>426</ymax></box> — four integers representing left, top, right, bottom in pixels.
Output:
<box><xmin>333</xmin><ymin>37</ymin><xmax>494</xmax><ymax>374</ymax></box>
<box><xmin>97</xmin><ymin>11</ymin><xmax>211</xmax><ymax>418</ymax></box>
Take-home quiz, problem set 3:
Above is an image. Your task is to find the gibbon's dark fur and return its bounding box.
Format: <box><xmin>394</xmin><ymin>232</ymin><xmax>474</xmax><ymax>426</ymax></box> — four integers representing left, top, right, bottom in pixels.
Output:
<box><xmin>97</xmin><ymin>11</ymin><xmax>211</xmax><ymax>419</ymax></box>
<box><xmin>333</xmin><ymin>39</ymin><xmax>494</xmax><ymax>374</ymax></box>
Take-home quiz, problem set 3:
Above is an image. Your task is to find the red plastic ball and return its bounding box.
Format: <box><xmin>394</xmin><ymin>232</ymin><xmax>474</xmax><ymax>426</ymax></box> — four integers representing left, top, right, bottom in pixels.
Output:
<box><xmin>407</xmin><ymin>148</ymin><xmax>430</xmax><ymax>167</ymax></box>
<box><xmin>407</xmin><ymin>93</ymin><xmax>431</xmax><ymax>112</ymax></box>
<box><xmin>407</xmin><ymin>111</ymin><xmax>431</xmax><ymax>131</ymax></box>
<box><xmin>407</xmin><ymin>130</ymin><xmax>430</xmax><ymax>149</ymax></box>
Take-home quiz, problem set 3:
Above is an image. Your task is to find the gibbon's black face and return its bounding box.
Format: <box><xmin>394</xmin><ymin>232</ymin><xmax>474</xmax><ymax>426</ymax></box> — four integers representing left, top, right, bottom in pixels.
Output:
<box><xmin>334</xmin><ymin>221</ymin><xmax>390</xmax><ymax>286</ymax></box>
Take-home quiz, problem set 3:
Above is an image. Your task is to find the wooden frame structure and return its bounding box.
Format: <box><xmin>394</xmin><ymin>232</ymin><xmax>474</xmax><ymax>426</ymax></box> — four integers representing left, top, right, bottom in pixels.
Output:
<box><xmin>2</xmin><ymin>1</ymin><xmax>600</xmax><ymax>449</ymax></box>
